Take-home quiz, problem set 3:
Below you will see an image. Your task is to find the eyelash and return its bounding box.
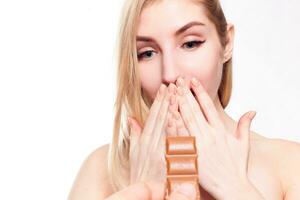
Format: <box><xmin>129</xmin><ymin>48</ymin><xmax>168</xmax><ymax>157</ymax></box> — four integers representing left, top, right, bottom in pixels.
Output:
<box><xmin>137</xmin><ymin>40</ymin><xmax>205</xmax><ymax>60</ymax></box>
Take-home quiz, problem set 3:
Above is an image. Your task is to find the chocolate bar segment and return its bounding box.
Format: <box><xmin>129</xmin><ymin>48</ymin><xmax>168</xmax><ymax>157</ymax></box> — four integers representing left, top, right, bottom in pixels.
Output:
<box><xmin>166</xmin><ymin>136</ymin><xmax>196</xmax><ymax>155</ymax></box>
<box><xmin>166</xmin><ymin>176</ymin><xmax>200</xmax><ymax>199</ymax></box>
<box><xmin>166</xmin><ymin>155</ymin><xmax>198</xmax><ymax>175</ymax></box>
<box><xmin>165</xmin><ymin>136</ymin><xmax>201</xmax><ymax>200</ymax></box>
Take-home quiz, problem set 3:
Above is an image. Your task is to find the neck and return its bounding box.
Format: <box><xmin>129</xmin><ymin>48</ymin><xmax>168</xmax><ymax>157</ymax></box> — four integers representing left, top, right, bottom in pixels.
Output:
<box><xmin>213</xmin><ymin>96</ymin><xmax>238</xmax><ymax>136</ymax></box>
<box><xmin>213</xmin><ymin>96</ymin><xmax>261</xmax><ymax>141</ymax></box>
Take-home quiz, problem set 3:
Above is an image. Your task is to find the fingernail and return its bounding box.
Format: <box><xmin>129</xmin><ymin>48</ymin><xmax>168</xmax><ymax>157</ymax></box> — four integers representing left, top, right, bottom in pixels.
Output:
<box><xmin>157</xmin><ymin>84</ymin><xmax>166</xmax><ymax>100</ymax></box>
<box><xmin>248</xmin><ymin>111</ymin><xmax>257</xmax><ymax>119</ymax></box>
<box><xmin>159</xmin><ymin>84</ymin><xmax>166</xmax><ymax>93</ymax></box>
<box><xmin>177</xmin><ymin>77</ymin><xmax>185</xmax><ymax>86</ymax></box>
<box><xmin>168</xmin><ymin>83</ymin><xmax>176</xmax><ymax>94</ymax></box>
<box><xmin>191</xmin><ymin>77</ymin><xmax>199</xmax><ymax>86</ymax></box>
<box><xmin>177</xmin><ymin>183</ymin><xmax>196</xmax><ymax>199</ymax></box>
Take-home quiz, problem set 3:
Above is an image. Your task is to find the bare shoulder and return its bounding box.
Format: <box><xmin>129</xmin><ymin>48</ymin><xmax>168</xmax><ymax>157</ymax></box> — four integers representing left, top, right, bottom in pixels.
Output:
<box><xmin>251</xmin><ymin>132</ymin><xmax>300</xmax><ymax>153</ymax></box>
<box><xmin>270</xmin><ymin>138</ymin><xmax>300</xmax><ymax>200</ymax></box>
<box><xmin>251</xmin><ymin>132</ymin><xmax>300</xmax><ymax>166</ymax></box>
<box><xmin>251</xmin><ymin>132</ymin><xmax>300</xmax><ymax>199</ymax></box>
<box><xmin>68</xmin><ymin>144</ymin><xmax>114</xmax><ymax>200</ymax></box>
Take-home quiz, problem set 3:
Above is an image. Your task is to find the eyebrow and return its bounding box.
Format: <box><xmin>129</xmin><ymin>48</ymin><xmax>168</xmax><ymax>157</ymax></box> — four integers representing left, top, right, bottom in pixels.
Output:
<box><xmin>136</xmin><ymin>21</ymin><xmax>205</xmax><ymax>43</ymax></box>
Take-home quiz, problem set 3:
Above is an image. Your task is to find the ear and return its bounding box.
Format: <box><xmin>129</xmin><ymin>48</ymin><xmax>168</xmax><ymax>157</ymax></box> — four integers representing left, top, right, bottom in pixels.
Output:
<box><xmin>222</xmin><ymin>23</ymin><xmax>235</xmax><ymax>63</ymax></box>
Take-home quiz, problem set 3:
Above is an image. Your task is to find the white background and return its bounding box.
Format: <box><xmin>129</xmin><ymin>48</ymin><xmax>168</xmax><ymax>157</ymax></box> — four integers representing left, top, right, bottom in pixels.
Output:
<box><xmin>0</xmin><ymin>0</ymin><xmax>299</xmax><ymax>199</ymax></box>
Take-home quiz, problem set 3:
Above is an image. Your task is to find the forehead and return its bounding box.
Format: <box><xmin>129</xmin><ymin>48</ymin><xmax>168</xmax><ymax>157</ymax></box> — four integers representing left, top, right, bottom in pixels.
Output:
<box><xmin>137</xmin><ymin>0</ymin><xmax>211</xmax><ymax>36</ymax></box>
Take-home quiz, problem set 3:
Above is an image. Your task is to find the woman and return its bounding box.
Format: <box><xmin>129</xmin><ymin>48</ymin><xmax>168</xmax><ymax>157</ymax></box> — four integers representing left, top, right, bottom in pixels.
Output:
<box><xmin>68</xmin><ymin>0</ymin><xmax>300</xmax><ymax>199</ymax></box>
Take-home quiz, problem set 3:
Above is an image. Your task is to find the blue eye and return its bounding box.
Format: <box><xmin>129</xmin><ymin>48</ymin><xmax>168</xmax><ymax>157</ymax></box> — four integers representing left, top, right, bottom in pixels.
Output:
<box><xmin>138</xmin><ymin>50</ymin><xmax>155</xmax><ymax>60</ymax></box>
<box><xmin>182</xmin><ymin>40</ymin><xmax>205</xmax><ymax>49</ymax></box>
<box><xmin>137</xmin><ymin>41</ymin><xmax>204</xmax><ymax>61</ymax></box>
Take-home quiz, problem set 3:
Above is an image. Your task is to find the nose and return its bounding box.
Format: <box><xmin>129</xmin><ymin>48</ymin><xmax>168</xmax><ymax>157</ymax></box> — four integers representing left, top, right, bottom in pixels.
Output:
<box><xmin>161</xmin><ymin>51</ymin><xmax>179</xmax><ymax>86</ymax></box>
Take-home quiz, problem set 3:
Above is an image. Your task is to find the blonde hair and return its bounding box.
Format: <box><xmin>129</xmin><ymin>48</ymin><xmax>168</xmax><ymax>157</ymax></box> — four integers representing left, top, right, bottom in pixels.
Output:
<box><xmin>108</xmin><ymin>0</ymin><xmax>232</xmax><ymax>191</ymax></box>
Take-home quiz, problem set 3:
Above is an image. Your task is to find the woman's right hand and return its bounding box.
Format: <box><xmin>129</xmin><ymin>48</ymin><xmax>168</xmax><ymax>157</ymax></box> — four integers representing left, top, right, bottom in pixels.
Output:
<box><xmin>128</xmin><ymin>83</ymin><xmax>176</xmax><ymax>184</ymax></box>
<box><xmin>105</xmin><ymin>182</ymin><xmax>196</xmax><ymax>200</ymax></box>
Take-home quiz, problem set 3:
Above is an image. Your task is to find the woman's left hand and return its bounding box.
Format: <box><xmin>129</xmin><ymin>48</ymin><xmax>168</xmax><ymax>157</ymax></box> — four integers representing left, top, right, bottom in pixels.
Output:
<box><xmin>171</xmin><ymin>77</ymin><xmax>257</xmax><ymax>200</ymax></box>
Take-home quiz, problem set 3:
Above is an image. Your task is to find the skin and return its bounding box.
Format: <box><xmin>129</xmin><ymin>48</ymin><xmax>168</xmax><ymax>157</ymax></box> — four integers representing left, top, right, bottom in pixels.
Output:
<box><xmin>137</xmin><ymin>0</ymin><xmax>224</xmax><ymax>102</ymax></box>
<box><xmin>68</xmin><ymin>0</ymin><xmax>300</xmax><ymax>199</ymax></box>
<box><xmin>69</xmin><ymin>85</ymin><xmax>196</xmax><ymax>200</ymax></box>
<box><xmin>136</xmin><ymin>0</ymin><xmax>238</xmax><ymax>138</ymax></box>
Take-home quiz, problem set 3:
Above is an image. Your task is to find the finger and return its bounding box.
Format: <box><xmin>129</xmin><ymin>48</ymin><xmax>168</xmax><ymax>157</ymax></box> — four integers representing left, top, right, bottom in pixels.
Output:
<box><xmin>168</xmin><ymin>84</ymin><xmax>177</xmax><ymax>113</ymax></box>
<box><xmin>139</xmin><ymin>85</ymin><xmax>172</xmax><ymax>180</ymax></box>
<box><xmin>176</xmin><ymin>85</ymin><xmax>208</xmax><ymax>139</ymax></box>
<box><xmin>169</xmin><ymin>94</ymin><xmax>189</xmax><ymax>136</ymax></box>
<box><xmin>105</xmin><ymin>182</ymin><xmax>151</xmax><ymax>200</ymax></box>
<box><xmin>236</xmin><ymin>111</ymin><xmax>257</xmax><ymax>144</ymax></box>
<box><xmin>128</xmin><ymin>116</ymin><xmax>142</xmax><ymax>137</ymax></box>
<box><xmin>150</xmin><ymin>85</ymin><xmax>172</xmax><ymax>150</ymax></box>
<box><xmin>142</xmin><ymin>84</ymin><xmax>168</xmax><ymax>137</ymax></box>
<box><xmin>168</xmin><ymin>192</ymin><xmax>190</xmax><ymax>200</ymax></box>
<box><xmin>146</xmin><ymin>181</ymin><xmax>166</xmax><ymax>200</ymax></box>
<box><xmin>168</xmin><ymin>183</ymin><xmax>196</xmax><ymax>200</ymax></box>
<box><xmin>176</xmin><ymin>78</ymin><xmax>209</xmax><ymax>134</ymax></box>
<box><xmin>166</xmin><ymin>84</ymin><xmax>178</xmax><ymax>136</ymax></box>
<box><xmin>166</xmin><ymin>117</ymin><xmax>177</xmax><ymax>136</ymax></box>
<box><xmin>191</xmin><ymin>77</ymin><xmax>222</xmax><ymax>127</ymax></box>
<box><xmin>173</xmin><ymin>111</ymin><xmax>189</xmax><ymax>136</ymax></box>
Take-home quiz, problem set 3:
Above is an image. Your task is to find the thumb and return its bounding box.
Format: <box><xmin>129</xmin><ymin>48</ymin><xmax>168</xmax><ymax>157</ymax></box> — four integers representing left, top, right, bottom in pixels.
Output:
<box><xmin>105</xmin><ymin>183</ymin><xmax>151</xmax><ymax>200</ymax></box>
<box><xmin>236</xmin><ymin>111</ymin><xmax>257</xmax><ymax>141</ymax></box>
<box><xmin>128</xmin><ymin>116</ymin><xmax>142</xmax><ymax>183</ymax></box>
<box><xmin>128</xmin><ymin>116</ymin><xmax>142</xmax><ymax>137</ymax></box>
<box><xmin>168</xmin><ymin>183</ymin><xmax>196</xmax><ymax>200</ymax></box>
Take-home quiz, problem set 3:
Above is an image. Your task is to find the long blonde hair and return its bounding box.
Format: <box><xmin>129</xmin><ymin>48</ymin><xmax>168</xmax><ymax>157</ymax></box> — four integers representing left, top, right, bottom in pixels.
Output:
<box><xmin>108</xmin><ymin>0</ymin><xmax>232</xmax><ymax>191</ymax></box>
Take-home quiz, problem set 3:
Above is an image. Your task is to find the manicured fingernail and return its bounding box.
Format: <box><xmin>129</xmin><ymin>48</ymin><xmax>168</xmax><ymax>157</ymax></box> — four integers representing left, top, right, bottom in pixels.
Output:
<box><xmin>157</xmin><ymin>84</ymin><xmax>166</xmax><ymax>100</ymax></box>
<box><xmin>191</xmin><ymin>77</ymin><xmax>199</xmax><ymax>86</ymax></box>
<box><xmin>159</xmin><ymin>84</ymin><xmax>166</xmax><ymax>93</ymax></box>
<box><xmin>177</xmin><ymin>183</ymin><xmax>196</xmax><ymax>199</ymax></box>
<box><xmin>168</xmin><ymin>84</ymin><xmax>176</xmax><ymax>94</ymax></box>
<box><xmin>177</xmin><ymin>77</ymin><xmax>185</xmax><ymax>86</ymax></box>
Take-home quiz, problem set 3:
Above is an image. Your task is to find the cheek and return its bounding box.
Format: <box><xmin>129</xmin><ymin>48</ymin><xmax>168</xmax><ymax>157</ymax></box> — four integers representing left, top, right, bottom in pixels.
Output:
<box><xmin>179</xmin><ymin>46</ymin><xmax>223</xmax><ymax>98</ymax></box>
<box><xmin>138</xmin><ymin>43</ymin><xmax>224</xmax><ymax>101</ymax></box>
<box><xmin>196</xmin><ymin>61</ymin><xmax>223</xmax><ymax>100</ymax></box>
<box><xmin>139</xmin><ymin>63</ymin><xmax>161</xmax><ymax>100</ymax></box>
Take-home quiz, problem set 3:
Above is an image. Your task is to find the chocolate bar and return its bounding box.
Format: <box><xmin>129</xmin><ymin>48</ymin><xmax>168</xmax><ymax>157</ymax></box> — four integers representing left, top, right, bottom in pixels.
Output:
<box><xmin>165</xmin><ymin>136</ymin><xmax>201</xmax><ymax>199</ymax></box>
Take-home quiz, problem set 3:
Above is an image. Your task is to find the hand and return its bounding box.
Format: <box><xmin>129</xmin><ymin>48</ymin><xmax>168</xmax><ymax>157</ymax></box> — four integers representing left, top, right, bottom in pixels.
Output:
<box><xmin>172</xmin><ymin>77</ymin><xmax>257</xmax><ymax>199</ymax></box>
<box><xmin>105</xmin><ymin>182</ymin><xmax>196</xmax><ymax>200</ymax></box>
<box><xmin>166</xmin><ymin>83</ymin><xmax>189</xmax><ymax>136</ymax></box>
<box><xmin>128</xmin><ymin>84</ymin><xmax>176</xmax><ymax>183</ymax></box>
<box><xmin>104</xmin><ymin>182</ymin><xmax>164</xmax><ymax>200</ymax></box>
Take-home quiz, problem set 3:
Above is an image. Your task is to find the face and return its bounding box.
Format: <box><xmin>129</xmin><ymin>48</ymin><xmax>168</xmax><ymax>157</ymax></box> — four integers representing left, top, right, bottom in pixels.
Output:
<box><xmin>136</xmin><ymin>0</ymin><xmax>226</xmax><ymax>103</ymax></box>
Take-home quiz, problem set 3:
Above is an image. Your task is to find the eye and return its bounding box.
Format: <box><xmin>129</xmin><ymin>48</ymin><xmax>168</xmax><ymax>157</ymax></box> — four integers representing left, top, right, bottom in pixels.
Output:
<box><xmin>137</xmin><ymin>50</ymin><xmax>156</xmax><ymax>61</ymax></box>
<box><xmin>182</xmin><ymin>40</ymin><xmax>205</xmax><ymax>50</ymax></box>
